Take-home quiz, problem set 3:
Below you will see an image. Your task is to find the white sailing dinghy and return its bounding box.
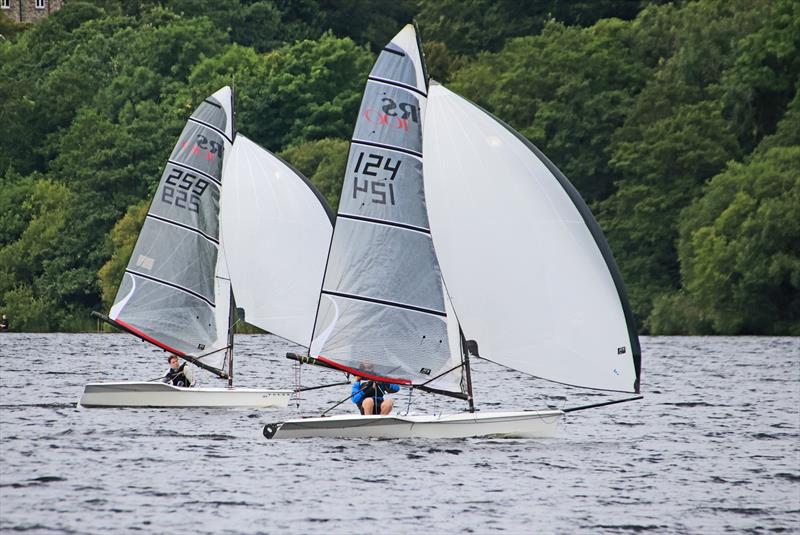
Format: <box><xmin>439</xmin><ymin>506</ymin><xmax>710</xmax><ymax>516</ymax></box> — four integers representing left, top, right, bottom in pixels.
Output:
<box><xmin>80</xmin><ymin>87</ymin><xmax>333</xmax><ymax>408</ymax></box>
<box><xmin>262</xmin><ymin>25</ymin><xmax>641</xmax><ymax>438</ymax></box>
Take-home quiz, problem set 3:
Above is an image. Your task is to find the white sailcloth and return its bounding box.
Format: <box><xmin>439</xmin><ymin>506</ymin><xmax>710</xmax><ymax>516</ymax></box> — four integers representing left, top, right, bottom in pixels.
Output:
<box><xmin>220</xmin><ymin>134</ymin><xmax>334</xmax><ymax>347</ymax></box>
<box><xmin>423</xmin><ymin>83</ymin><xmax>640</xmax><ymax>393</ymax></box>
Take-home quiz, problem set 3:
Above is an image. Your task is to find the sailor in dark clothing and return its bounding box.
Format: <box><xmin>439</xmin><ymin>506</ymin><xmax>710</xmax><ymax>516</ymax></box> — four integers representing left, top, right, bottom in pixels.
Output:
<box><xmin>0</xmin><ymin>315</ymin><xmax>8</xmax><ymax>331</ymax></box>
<box><xmin>164</xmin><ymin>355</ymin><xmax>194</xmax><ymax>387</ymax></box>
<box><xmin>352</xmin><ymin>376</ymin><xmax>400</xmax><ymax>415</ymax></box>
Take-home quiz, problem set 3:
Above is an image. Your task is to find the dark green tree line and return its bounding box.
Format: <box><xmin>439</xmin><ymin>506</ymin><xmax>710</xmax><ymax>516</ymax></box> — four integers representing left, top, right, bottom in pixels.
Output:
<box><xmin>0</xmin><ymin>0</ymin><xmax>796</xmax><ymax>334</ymax></box>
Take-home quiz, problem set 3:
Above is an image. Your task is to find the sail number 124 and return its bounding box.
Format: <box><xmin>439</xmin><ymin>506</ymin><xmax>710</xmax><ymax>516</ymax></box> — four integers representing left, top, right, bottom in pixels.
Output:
<box><xmin>352</xmin><ymin>152</ymin><xmax>401</xmax><ymax>206</ymax></box>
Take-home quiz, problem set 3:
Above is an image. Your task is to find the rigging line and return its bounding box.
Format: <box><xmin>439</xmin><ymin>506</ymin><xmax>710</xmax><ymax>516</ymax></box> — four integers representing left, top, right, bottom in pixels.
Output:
<box><xmin>191</xmin><ymin>344</ymin><xmax>230</xmax><ymax>361</ymax></box>
<box><xmin>320</xmin><ymin>382</ymin><xmax>371</xmax><ymax>417</ymax></box>
<box><xmin>404</xmin><ymin>386</ymin><xmax>413</xmax><ymax>416</ymax></box>
<box><xmin>188</xmin><ymin>116</ymin><xmax>233</xmax><ymax>144</ymax></box>
<box><xmin>418</xmin><ymin>362</ymin><xmax>463</xmax><ymax>387</ymax></box>
<box><xmin>562</xmin><ymin>396</ymin><xmax>643</xmax><ymax>413</ymax></box>
<box><xmin>124</xmin><ymin>270</ymin><xmax>215</xmax><ymax>308</ymax></box>
<box><xmin>167</xmin><ymin>160</ymin><xmax>222</xmax><ymax>188</ymax></box>
<box><xmin>146</xmin><ymin>213</ymin><xmax>220</xmax><ymax>246</ymax></box>
<box><xmin>294</xmin><ymin>381</ymin><xmax>350</xmax><ymax>393</ymax></box>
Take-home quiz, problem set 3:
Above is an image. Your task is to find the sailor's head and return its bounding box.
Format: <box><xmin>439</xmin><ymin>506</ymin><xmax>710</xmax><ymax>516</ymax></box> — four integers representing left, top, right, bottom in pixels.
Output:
<box><xmin>168</xmin><ymin>355</ymin><xmax>180</xmax><ymax>369</ymax></box>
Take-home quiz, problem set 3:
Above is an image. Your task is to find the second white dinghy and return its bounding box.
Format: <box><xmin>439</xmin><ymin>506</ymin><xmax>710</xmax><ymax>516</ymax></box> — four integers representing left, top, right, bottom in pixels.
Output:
<box><xmin>81</xmin><ymin>87</ymin><xmax>333</xmax><ymax>409</ymax></box>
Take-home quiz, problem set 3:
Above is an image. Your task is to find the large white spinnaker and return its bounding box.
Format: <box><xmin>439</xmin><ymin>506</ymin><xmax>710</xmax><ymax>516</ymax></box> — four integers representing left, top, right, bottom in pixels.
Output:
<box><xmin>308</xmin><ymin>25</ymin><xmax>465</xmax><ymax>394</ymax></box>
<box><xmin>423</xmin><ymin>83</ymin><xmax>641</xmax><ymax>393</ymax></box>
<box><xmin>220</xmin><ymin>134</ymin><xmax>334</xmax><ymax>346</ymax></box>
<box><xmin>108</xmin><ymin>86</ymin><xmax>235</xmax><ymax>373</ymax></box>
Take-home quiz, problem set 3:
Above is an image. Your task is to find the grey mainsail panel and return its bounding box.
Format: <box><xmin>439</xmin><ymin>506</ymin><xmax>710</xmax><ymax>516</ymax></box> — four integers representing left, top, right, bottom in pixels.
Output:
<box><xmin>109</xmin><ymin>89</ymin><xmax>233</xmax><ymax>361</ymax></box>
<box><xmin>371</xmin><ymin>42</ymin><xmax>418</xmax><ymax>88</ymax></box>
<box><xmin>352</xmin><ymin>84</ymin><xmax>422</xmax><ymax>154</ymax></box>
<box><xmin>113</xmin><ymin>272</ymin><xmax>217</xmax><ymax>353</ymax></box>
<box><xmin>323</xmin><ymin>218</ymin><xmax>445</xmax><ymax>313</ymax></box>
<box><xmin>314</xmin><ymin>295</ymin><xmax>449</xmax><ymax>381</ymax></box>
<box><xmin>338</xmin><ymin>145</ymin><xmax>429</xmax><ymax>229</ymax></box>
<box><xmin>310</xmin><ymin>25</ymin><xmax>457</xmax><ymax>386</ymax></box>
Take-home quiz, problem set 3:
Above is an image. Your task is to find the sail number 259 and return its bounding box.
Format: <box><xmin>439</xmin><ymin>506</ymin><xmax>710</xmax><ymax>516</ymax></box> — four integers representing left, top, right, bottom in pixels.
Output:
<box><xmin>352</xmin><ymin>152</ymin><xmax>401</xmax><ymax>206</ymax></box>
<box><xmin>161</xmin><ymin>168</ymin><xmax>210</xmax><ymax>213</ymax></box>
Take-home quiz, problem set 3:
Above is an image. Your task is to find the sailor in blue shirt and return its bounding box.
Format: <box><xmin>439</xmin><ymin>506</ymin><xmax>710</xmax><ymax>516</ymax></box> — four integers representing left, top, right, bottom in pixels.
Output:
<box><xmin>352</xmin><ymin>376</ymin><xmax>400</xmax><ymax>415</ymax></box>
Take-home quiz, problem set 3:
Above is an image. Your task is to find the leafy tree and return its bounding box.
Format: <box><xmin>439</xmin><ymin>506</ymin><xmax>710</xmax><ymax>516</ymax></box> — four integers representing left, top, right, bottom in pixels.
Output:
<box><xmin>316</xmin><ymin>0</ymin><xmax>417</xmax><ymax>51</ymax></box>
<box><xmin>676</xmin><ymin>146</ymin><xmax>800</xmax><ymax>334</ymax></box>
<box><xmin>1</xmin><ymin>285</ymin><xmax>53</xmax><ymax>332</ymax></box>
<box><xmin>596</xmin><ymin>0</ymin><xmax>773</xmax><ymax>327</ymax></box>
<box><xmin>98</xmin><ymin>199</ymin><xmax>149</xmax><ymax>310</ymax></box>
<box><xmin>240</xmin><ymin>33</ymin><xmax>373</xmax><ymax>151</ymax></box>
<box><xmin>0</xmin><ymin>180</ymin><xmax>75</xmax><ymax>331</ymax></box>
<box><xmin>0</xmin><ymin>173</ymin><xmax>36</xmax><ymax>248</ymax></box>
<box><xmin>722</xmin><ymin>0</ymin><xmax>800</xmax><ymax>153</ymax></box>
<box><xmin>417</xmin><ymin>0</ymin><xmax>643</xmax><ymax>56</ymax></box>
<box><xmin>449</xmin><ymin>19</ymin><xmax>648</xmax><ymax>202</ymax></box>
<box><xmin>279</xmin><ymin>138</ymin><xmax>348</xmax><ymax>210</ymax></box>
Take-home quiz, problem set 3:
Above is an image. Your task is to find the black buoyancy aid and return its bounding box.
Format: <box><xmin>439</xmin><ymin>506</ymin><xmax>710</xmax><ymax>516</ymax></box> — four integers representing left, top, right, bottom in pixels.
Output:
<box><xmin>166</xmin><ymin>363</ymin><xmax>189</xmax><ymax>387</ymax></box>
<box><xmin>360</xmin><ymin>381</ymin><xmax>389</xmax><ymax>399</ymax></box>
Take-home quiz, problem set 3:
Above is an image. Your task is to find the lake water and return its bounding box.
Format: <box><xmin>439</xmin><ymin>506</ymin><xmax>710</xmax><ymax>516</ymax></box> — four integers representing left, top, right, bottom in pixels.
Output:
<box><xmin>0</xmin><ymin>334</ymin><xmax>797</xmax><ymax>534</ymax></box>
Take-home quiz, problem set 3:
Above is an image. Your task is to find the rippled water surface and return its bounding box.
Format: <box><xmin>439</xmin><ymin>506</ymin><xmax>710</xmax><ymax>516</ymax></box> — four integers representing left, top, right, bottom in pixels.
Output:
<box><xmin>1</xmin><ymin>334</ymin><xmax>798</xmax><ymax>533</ymax></box>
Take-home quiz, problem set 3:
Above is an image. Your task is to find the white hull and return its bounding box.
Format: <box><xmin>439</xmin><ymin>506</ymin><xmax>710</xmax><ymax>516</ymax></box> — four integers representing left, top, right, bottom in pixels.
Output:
<box><xmin>79</xmin><ymin>382</ymin><xmax>292</xmax><ymax>408</ymax></box>
<box><xmin>263</xmin><ymin>410</ymin><xmax>564</xmax><ymax>439</ymax></box>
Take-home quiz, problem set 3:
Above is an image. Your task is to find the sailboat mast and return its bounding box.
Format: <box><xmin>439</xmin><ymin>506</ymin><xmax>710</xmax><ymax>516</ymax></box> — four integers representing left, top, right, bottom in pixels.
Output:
<box><xmin>460</xmin><ymin>329</ymin><xmax>475</xmax><ymax>413</ymax></box>
<box><xmin>226</xmin><ymin>288</ymin><xmax>235</xmax><ymax>388</ymax></box>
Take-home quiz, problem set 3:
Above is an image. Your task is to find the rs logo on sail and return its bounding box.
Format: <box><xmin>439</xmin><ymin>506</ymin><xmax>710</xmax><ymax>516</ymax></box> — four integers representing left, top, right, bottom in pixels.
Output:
<box><xmin>363</xmin><ymin>98</ymin><xmax>419</xmax><ymax>131</ymax></box>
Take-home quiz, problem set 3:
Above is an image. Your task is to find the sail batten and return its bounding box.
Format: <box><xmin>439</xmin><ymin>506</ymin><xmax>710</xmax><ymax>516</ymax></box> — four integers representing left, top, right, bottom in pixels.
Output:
<box><xmin>321</xmin><ymin>290</ymin><xmax>446</xmax><ymax>317</ymax></box>
<box><xmin>145</xmin><ymin>213</ymin><xmax>221</xmax><ymax>245</ymax></box>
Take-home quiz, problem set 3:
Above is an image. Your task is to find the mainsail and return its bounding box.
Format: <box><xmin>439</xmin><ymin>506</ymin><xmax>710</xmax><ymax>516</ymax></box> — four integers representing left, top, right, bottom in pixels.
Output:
<box><xmin>309</xmin><ymin>25</ymin><xmax>464</xmax><ymax>392</ymax></box>
<box><xmin>423</xmin><ymin>83</ymin><xmax>641</xmax><ymax>393</ymax></box>
<box><xmin>220</xmin><ymin>134</ymin><xmax>334</xmax><ymax>347</ymax></box>
<box><xmin>109</xmin><ymin>87</ymin><xmax>235</xmax><ymax>373</ymax></box>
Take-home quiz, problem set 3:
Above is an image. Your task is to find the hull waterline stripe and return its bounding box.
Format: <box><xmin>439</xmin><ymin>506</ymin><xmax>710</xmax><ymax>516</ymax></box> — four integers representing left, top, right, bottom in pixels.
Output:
<box><xmin>125</xmin><ymin>270</ymin><xmax>216</xmax><ymax>308</ymax></box>
<box><xmin>314</xmin><ymin>356</ymin><xmax>411</xmax><ymax>385</ymax></box>
<box><xmin>167</xmin><ymin>160</ymin><xmax>222</xmax><ymax>188</ymax></box>
<box><xmin>350</xmin><ymin>139</ymin><xmax>422</xmax><ymax>159</ymax></box>
<box><xmin>188</xmin><ymin>117</ymin><xmax>233</xmax><ymax>144</ymax></box>
<box><xmin>146</xmin><ymin>213</ymin><xmax>220</xmax><ymax>246</ymax></box>
<box><xmin>368</xmin><ymin>76</ymin><xmax>427</xmax><ymax>98</ymax></box>
<box><xmin>337</xmin><ymin>213</ymin><xmax>430</xmax><ymax>234</ymax></box>
<box><xmin>321</xmin><ymin>290</ymin><xmax>446</xmax><ymax>317</ymax></box>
